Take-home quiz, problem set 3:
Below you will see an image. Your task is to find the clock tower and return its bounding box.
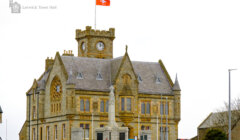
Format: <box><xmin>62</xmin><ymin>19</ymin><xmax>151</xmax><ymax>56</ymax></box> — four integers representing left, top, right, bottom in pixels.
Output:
<box><xmin>76</xmin><ymin>26</ymin><xmax>115</xmax><ymax>59</ymax></box>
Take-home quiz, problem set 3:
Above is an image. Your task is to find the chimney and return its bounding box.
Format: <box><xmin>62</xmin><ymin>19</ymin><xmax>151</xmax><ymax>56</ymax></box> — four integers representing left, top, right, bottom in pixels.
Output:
<box><xmin>45</xmin><ymin>57</ymin><xmax>54</xmax><ymax>71</ymax></box>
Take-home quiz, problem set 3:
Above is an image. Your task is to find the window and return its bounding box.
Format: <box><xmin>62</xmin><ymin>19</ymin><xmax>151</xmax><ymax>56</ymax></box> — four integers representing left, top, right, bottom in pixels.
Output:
<box><xmin>120</xmin><ymin>97</ymin><xmax>132</xmax><ymax>112</ymax></box>
<box><xmin>165</xmin><ymin>102</ymin><xmax>169</xmax><ymax>115</ymax></box>
<box><xmin>32</xmin><ymin>128</ymin><xmax>35</xmax><ymax>140</ymax></box>
<box><xmin>121</xmin><ymin>98</ymin><xmax>125</xmax><ymax>111</ymax></box>
<box><xmin>85</xmin><ymin>99</ymin><xmax>90</xmax><ymax>112</ymax></box>
<box><xmin>106</xmin><ymin>100</ymin><xmax>109</xmax><ymax>112</ymax></box>
<box><xmin>160</xmin><ymin>127</ymin><xmax>168</xmax><ymax>140</ymax></box>
<box><xmin>100</xmin><ymin>100</ymin><xmax>104</xmax><ymax>112</ymax></box>
<box><xmin>137</xmin><ymin>74</ymin><xmax>142</xmax><ymax>82</ymax></box>
<box><xmin>100</xmin><ymin>100</ymin><xmax>109</xmax><ymax>113</ymax></box>
<box><xmin>77</xmin><ymin>72</ymin><xmax>84</xmax><ymax>79</ymax></box>
<box><xmin>160</xmin><ymin>103</ymin><xmax>164</xmax><ymax>115</ymax></box>
<box><xmin>40</xmin><ymin>127</ymin><xmax>42</xmax><ymax>140</ymax></box>
<box><xmin>55</xmin><ymin>125</ymin><xmax>58</xmax><ymax>140</ymax></box>
<box><xmin>126</xmin><ymin>98</ymin><xmax>131</xmax><ymax>111</ymax></box>
<box><xmin>160</xmin><ymin>102</ymin><xmax>169</xmax><ymax>115</ymax></box>
<box><xmin>156</xmin><ymin>76</ymin><xmax>161</xmax><ymax>84</ymax></box>
<box><xmin>80</xmin><ymin>99</ymin><xmax>84</xmax><ymax>111</ymax></box>
<box><xmin>96</xmin><ymin>72</ymin><xmax>103</xmax><ymax>80</ymax></box>
<box><xmin>80</xmin><ymin>98</ymin><xmax>91</xmax><ymax>112</ymax></box>
<box><xmin>80</xmin><ymin>124</ymin><xmax>89</xmax><ymax>140</ymax></box>
<box><xmin>46</xmin><ymin>126</ymin><xmax>50</xmax><ymax>140</ymax></box>
<box><xmin>141</xmin><ymin>125</ymin><xmax>151</xmax><ymax>130</ymax></box>
<box><xmin>141</xmin><ymin>101</ymin><xmax>151</xmax><ymax>114</ymax></box>
<box><xmin>62</xmin><ymin>124</ymin><xmax>66</xmax><ymax>139</ymax></box>
<box><xmin>32</xmin><ymin>106</ymin><xmax>36</xmax><ymax>119</ymax></box>
<box><xmin>141</xmin><ymin>103</ymin><xmax>145</xmax><ymax>114</ymax></box>
<box><xmin>146</xmin><ymin>102</ymin><xmax>150</xmax><ymax>114</ymax></box>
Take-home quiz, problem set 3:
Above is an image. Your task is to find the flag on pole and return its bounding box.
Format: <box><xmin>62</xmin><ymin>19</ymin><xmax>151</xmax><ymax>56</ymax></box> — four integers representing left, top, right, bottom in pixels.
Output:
<box><xmin>96</xmin><ymin>0</ymin><xmax>110</xmax><ymax>6</ymax></box>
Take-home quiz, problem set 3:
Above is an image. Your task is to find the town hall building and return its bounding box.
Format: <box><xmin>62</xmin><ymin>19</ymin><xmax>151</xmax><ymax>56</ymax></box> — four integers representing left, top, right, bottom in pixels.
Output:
<box><xmin>19</xmin><ymin>26</ymin><xmax>181</xmax><ymax>140</ymax></box>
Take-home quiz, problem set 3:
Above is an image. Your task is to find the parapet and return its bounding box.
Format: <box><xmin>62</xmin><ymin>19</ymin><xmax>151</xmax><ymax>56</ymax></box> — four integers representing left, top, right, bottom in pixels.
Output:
<box><xmin>76</xmin><ymin>26</ymin><xmax>115</xmax><ymax>40</ymax></box>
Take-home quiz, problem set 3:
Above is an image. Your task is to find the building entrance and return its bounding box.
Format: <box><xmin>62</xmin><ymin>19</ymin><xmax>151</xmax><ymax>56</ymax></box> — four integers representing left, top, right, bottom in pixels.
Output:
<box><xmin>97</xmin><ymin>133</ymin><xmax>103</xmax><ymax>140</ymax></box>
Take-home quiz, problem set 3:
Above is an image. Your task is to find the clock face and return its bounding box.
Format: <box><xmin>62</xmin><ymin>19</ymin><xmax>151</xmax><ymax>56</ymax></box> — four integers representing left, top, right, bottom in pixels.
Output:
<box><xmin>81</xmin><ymin>42</ymin><xmax>86</xmax><ymax>51</ymax></box>
<box><xmin>50</xmin><ymin>76</ymin><xmax>62</xmax><ymax>101</ymax></box>
<box><xmin>96</xmin><ymin>41</ymin><xmax>104</xmax><ymax>51</ymax></box>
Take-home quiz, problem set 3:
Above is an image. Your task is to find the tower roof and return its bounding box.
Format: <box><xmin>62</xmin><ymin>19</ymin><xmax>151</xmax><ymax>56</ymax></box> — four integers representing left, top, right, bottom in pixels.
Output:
<box><xmin>173</xmin><ymin>74</ymin><xmax>181</xmax><ymax>91</ymax></box>
<box><xmin>0</xmin><ymin>105</ymin><xmax>3</xmax><ymax>113</ymax></box>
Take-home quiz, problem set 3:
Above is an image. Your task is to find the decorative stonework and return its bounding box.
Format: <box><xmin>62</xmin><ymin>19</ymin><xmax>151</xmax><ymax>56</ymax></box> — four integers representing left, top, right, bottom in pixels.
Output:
<box><xmin>50</xmin><ymin>76</ymin><xmax>62</xmax><ymax>101</ymax></box>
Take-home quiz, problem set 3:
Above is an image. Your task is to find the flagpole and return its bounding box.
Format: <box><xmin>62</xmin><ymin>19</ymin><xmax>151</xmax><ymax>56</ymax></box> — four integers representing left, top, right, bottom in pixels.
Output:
<box><xmin>94</xmin><ymin>0</ymin><xmax>96</xmax><ymax>29</ymax></box>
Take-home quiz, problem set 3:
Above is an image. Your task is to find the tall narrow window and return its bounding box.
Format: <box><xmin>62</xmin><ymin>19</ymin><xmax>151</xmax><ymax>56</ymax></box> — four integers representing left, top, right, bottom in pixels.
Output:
<box><xmin>55</xmin><ymin>125</ymin><xmax>58</xmax><ymax>140</ymax></box>
<box><xmin>85</xmin><ymin>99</ymin><xmax>90</xmax><ymax>112</ymax></box>
<box><xmin>85</xmin><ymin>124</ymin><xmax>89</xmax><ymax>139</ymax></box>
<box><xmin>33</xmin><ymin>128</ymin><xmax>35</xmax><ymax>140</ymax></box>
<box><xmin>165</xmin><ymin>127</ymin><xmax>168</xmax><ymax>140</ymax></box>
<box><xmin>165</xmin><ymin>102</ymin><xmax>169</xmax><ymax>115</ymax></box>
<box><xmin>121</xmin><ymin>98</ymin><xmax>125</xmax><ymax>111</ymax></box>
<box><xmin>126</xmin><ymin>98</ymin><xmax>131</xmax><ymax>111</ymax></box>
<box><xmin>160</xmin><ymin>103</ymin><xmax>164</xmax><ymax>115</ymax></box>
<box><xmin>106</xmin><ymin>100</ymin><xmax>109</xmax><ymax>112</ymax></box>
<box><xmin>46</xmin><ymin>126</ymin><xmax>50</xmax><ymax>140</ymax></box>
<box><xmin>40</xmin><ymin>127</ymin><xmax>42</xmax><ymax>140</ymax></box>
<box><xmin>33</xmin><ymin>106</ymin><xmax>36</xmax><ymax>119</ymax></box>
<box><xmin>146</xmin><ymin>102</ymin><xmax>150</xmax><ymax>114</ymax></box>
<box><xmin>141</xmin><ymin>103</ymin><xmax>145</xmax><ymax>114</ymax></box>
<box><xmin>62</xmin><ymin>124</ymin><xmax>66</xmax><ymax>139</ymax></box>
<box><xmin>80</xmin><ymin>99</ymin><xmax>84</xmax><ymax>111</ymax></box>
<box><xmin>100</xmin><ymin>100</ymin><xmax>104</xmax><ymax>112</ymax></box>
<box><xmin>160</xmin><ymin>127</ymin><xmax>164</xmax><ymax>140</ymax></box>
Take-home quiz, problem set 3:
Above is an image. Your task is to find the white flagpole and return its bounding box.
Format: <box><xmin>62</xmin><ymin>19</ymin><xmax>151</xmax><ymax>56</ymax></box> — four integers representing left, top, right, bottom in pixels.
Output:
<box><xmin>94</xmin><ymin>0</ymin><xmax>97</xmax><ymax>29</ymax></box>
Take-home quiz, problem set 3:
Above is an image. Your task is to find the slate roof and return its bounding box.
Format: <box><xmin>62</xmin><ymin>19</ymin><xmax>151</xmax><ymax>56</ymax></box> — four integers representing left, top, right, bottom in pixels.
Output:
<box><xmin>34</xmin><ymin>55</ymin><xmax>174</xmax><ymax>95</ymax></box>
<box><xmin>60</xmin><ymin>56</ymin><xmax>173</xmax><ymax>94</ymax></box>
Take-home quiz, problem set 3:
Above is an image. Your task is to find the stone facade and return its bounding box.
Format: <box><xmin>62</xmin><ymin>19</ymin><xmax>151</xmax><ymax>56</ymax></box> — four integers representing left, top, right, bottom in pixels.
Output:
<box><xmin>195</xmin><ymin>112</ymin><xmax>240</xmax><ymax>140</ymax></box>
<box><xmin>19</xmin><ymin>26</ymin><xmax>181</xmax><ymax>140</ymax></box>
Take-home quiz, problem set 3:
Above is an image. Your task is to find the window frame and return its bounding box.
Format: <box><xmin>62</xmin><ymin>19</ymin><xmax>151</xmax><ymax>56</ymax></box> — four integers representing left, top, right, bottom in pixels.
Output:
<box><xmin>79</xmin><ymin>97</ymin><xmax>91</xmax><ymax>113</ymax></box>
<box><xmin>141</xmin><ymin>100</ymin><xmax>151</xmax><ymax>115</ymax></box>
<box><xmin>120</xmin><ymin>96</ymin><xmax>133</xmax><ymax>112</ymax></box>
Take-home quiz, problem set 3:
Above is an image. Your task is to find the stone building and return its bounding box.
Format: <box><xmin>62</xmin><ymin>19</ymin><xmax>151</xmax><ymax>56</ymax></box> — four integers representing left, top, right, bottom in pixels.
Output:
<box><xmin>194</xmin><ymin>112</ymin><xmax>240</xmax><ymax>140</ymax></box>
<box><xmin>19</xmin><ymin>26</ymin><xmax>181</xmax><ymax>140</ymax></box>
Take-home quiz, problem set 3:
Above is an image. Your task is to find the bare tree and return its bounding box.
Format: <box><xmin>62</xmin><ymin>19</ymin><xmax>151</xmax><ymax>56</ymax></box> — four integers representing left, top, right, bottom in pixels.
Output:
<box><xmin>212</xmin><ymin>98</ymin><xmax>240</xmax><ymax>132</ymax></box>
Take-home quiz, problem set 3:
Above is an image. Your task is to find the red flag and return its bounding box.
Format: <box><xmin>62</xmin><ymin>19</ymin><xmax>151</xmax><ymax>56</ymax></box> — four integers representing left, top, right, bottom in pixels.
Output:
<box><xmin>96</xmin><ymin>0</ymin><xmax>110</xmax><ymax>6</ymax></box>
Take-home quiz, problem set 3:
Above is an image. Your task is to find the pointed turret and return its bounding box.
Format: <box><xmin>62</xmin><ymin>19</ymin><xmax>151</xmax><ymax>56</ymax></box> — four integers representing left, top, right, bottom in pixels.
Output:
<box><xmin>173</xmin><ymin>74</ymin><xmax>181</xmax><ymax>91</ymax></box>
<box><xmin>0</xmin><ymin>105</ymin><xmax>3</xmax><ymax>113</ymax></box>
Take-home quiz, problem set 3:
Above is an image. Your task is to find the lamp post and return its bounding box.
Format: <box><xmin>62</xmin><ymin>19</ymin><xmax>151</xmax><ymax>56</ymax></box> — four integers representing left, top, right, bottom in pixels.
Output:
<box><xmin>228</xmin><ymin>69</ymin><xmax>237</xmax><ymax>140</ymax></box>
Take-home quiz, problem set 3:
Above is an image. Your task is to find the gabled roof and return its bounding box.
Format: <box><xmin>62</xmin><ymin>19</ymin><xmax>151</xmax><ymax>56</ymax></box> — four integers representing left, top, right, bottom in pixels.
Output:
<box><xmin>31</xmin><ymin>53</ymin><xmax>175</xmax><ymax>94</ymax></box>
<box><xmin>198</xmin><ymin>111</ymin><xmax>240</xmax><ymax>129</ymax></box>
<box><xmin>60</xmin><ymin>55</ymin><xmax>173</xmax><ymax>94</ymax></box>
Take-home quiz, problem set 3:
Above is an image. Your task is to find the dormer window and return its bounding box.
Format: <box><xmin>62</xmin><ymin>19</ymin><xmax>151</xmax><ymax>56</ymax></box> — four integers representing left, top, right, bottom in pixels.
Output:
<box><xmin>77</xmin><ymin>72</ymin><xmax>84</xmax><ymax>79</ymax></box>
<box><xmin>137</xmin><ymin>74</ymin><xmax>142</xmax><ymax>82</ymax></box>
<box><xmin>156</xmin><ymin>76</ymin><xmax>161</xmax><ymax>84</ymax></box>
<box><xmin>96</xmin><ymin>72</ymin><xmax>103</xmax><ymax>80</ymax></box>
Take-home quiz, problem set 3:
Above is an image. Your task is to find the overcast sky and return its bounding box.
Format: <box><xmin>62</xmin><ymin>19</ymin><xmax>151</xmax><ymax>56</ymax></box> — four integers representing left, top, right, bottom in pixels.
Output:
<box><xmin>1</xmin><ymin>0</ymin><xmax>240</xmax><ymax>139</ymax></box>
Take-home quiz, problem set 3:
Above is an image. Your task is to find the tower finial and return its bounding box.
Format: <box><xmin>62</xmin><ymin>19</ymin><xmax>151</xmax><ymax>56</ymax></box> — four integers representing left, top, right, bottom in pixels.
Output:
<box><xmin>125</xmin><ymin>45</ymin><xmax>128</xmax><ymax>53</ymax></box>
